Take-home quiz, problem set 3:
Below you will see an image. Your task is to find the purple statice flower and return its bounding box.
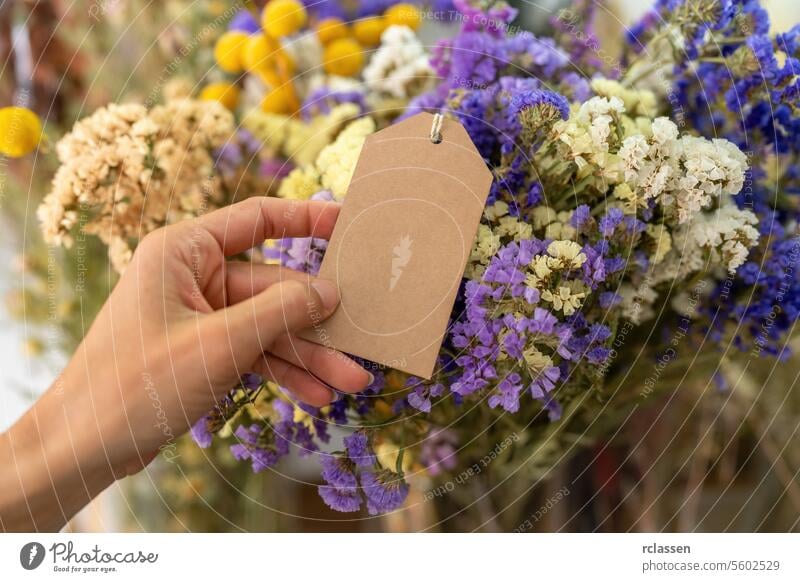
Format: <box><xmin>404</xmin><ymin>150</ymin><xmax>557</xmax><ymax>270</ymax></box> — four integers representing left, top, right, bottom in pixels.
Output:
<box><xmin>299</xmin><ymin>0</ymin><xmax>346</xmax><ymax>19</ymax></box>
<box><xmin>451</xmin><ymin>88</ymin><xmax>496</xmax><ymax>158</ymax></box>
<box><xmin>487</xmin><ymin>372</ymin><xmax>524</xmax><ymax>412</ymax></box>
<box><xmin>214</xmin><ymin>141</ymin><xmax>243</xmax><ymax>176</ymax></box>
<box><xmin>543</xmin><ymin>396</ymin><xmax>563</xmax><ymax>422</ymax></box>
<box><xmin>320</xmin><ymin>454</ymin><xmax>358</xmax><ymax>489</ymax></box>
<box><xmin>403</xmin><ymin>87</ymin><xmax>449</xmax><ymax>119</ymax></box>
<box><xmin>570</xmin><ymin>204</ymin><xmax>593</xmax><ymax>230</ymax></box>
<box><xmin>266</xmin><ymin>190</ymin><xmax>333</xmax><ymax>274</ymax></box>
<box><xmin>580</xmin><ymin>244</ymin><xmax>607</xmax><ymax>289</ymax></box>
<box><xmin>550</xmin><ymin>0</ymin><xmax>612</xmax><ymax>76</ymax></box>
<box><xmin>530</xmin><ymin>365</ymin><xmax>561</xmax><ymax>401</ymax></box>
<box><xmin>449</xmin><ymin>236</ymin><xmax>579</xmax><ymax>417</ymax></box>
<box><xmin>453</xmin><ymin>0</ymin><xmax>517</xmax><ymax>36</ymax></box>
<box><xmin>214</xmin><ymin>130</ymin><xmax>261</xmax><ymax>176</ymax></box>
<box><xmin>505</xmin><ymin>33</ymin><xmax>568</xmax><ymax>77</ymax></box>
<box><xmin>449</xmin><ymin>31</ymin><xmax>508</xmax><ymax>87</ymax></box>
<box><xmin>267</xmin><ymin>235</ymin><xmax>328</xmax><ymax>274</ymax></box>
<box><xmin>361</xmin><ymin>470</ymin><xmax>410</xmax><ymax>515</ymax></box>
<box><xmin>599</xmin><ymin>292</ymin><xmax>622</xmax><ymax>309</ymax></box>
<box><xmin>356</xmin><ymin>0</ymin><xmax>399</xmax><ymax>18</ymax></box>
<box><xmin>598</xmin><ymin>208</ymin><xmax>624</xmax><ymax>237</ymax></box>
<box><xmin>509</xmin><ymin>89</ymin><xmax>569</xmax><ymax>119</ymax></box>
<box><xmin>558</xmin><ymin>71</ymin><xmax>592</xmax><ymax>102</ymax></box>
<box><xmin>230</xmin><ymin>424</ymin><xmax>282</xmax><ymax>472</ymax></box>
<box><xmin>241</xmin><ymin>372</ymin><xmax>262</xmax><ymax>390</ymax></box>
<box><xmin>419</xmin><ymin>428</ymin><xmax>458</xmax><ymax>476</ymax></box>
<box><xmin>432</xmin><ymin>0</ymin><xmax>457</xmax><ymax>16</ymax></box>
<box><xmin>301</xmin><ymin>87</ymin><xmax>367</xmax><ymax>121</ymax></box>
<box><xmin>707</xmin><ymin>228</ymin><xmax>800</xmax><ymax>356</ymax></box>
<box><xmin>406</xmin><ymin>380</ymin><xmax>446</xmax><ymax>413</ymax></box>
<box><xmin>565</xmin><ymin>315</ymin><xmax>612</xmax><ymax>367</ymax></box>
<box><xmin>741</xmin><ymin>35</ymin><xmax>779</xmax><ymax>80</ymax></box>
<box><xmin>318</xmin><ymin>485</ymin><xmax>362</xmax><ymax>512</ymax></box>
<box><xmin>429</xmin><ymin>38</ymin><xmax>455</xmax><ymax>79</ymax></box>
<box><xmin>344</xmin><ymin>431</ymin><xmax>376</xmax><ymax>467</ymax></box>
<box><xmin>260</xmin><ymin>158</ymin><xmax>294</xmax><ymax>180</ymax></box>
<box><xmin>190</xmin><ymin>415</ymin><xmax>214</xmax><ymax>448</ymax></box>
<box><xmin>407</xmin><ymin>388</ymin><xmax>431</xmax><ymax>413</ymax></box>
<box><xmin>643</xmin><ymin>0</ymin><xmax>739</xmax><ymax>60</ymax></box>
<box><xmin>231</xmin><ymin>396</ymin><xmax>325</xmax><ymax>473</ymax></box>
<box><xmin>190</xmin><ymin>375</ymin><xmax>261</xmax><ymax>448</ymax></box>
<box><xmin>228</xmin><ymin>10</ymin><xmax>260</xmax><ymax>33</ymax></box>
<box><xmin>639</xmin><ymin>2</ymin><xmax>800</xmax><ymax>355</ymax></box>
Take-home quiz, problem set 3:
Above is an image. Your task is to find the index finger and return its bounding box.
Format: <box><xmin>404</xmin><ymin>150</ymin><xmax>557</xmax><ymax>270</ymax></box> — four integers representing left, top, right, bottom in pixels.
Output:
<box><xmin>195</xmin><ymin>196</ymin><xmax>340</xmax><ymax>256</ymax></box>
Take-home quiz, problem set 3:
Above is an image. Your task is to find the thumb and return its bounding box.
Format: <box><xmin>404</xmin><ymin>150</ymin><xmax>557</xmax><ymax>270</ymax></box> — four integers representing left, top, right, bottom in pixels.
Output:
<box><xmin>202</xmin><ymin>278</ymin><xmax>339</xmax><ymax>371</ymax></box>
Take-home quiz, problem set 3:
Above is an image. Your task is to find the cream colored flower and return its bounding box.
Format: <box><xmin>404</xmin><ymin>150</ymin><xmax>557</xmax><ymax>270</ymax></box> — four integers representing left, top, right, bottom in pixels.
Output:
<box><xmin>38</xmin><ymin>98</ymin><xmax>235</xmax><ymax>272</ymax></box>
<box><xmin>316</xmin><ymin>116</ymin><xmax>375</xmax><ymax>199</ymax></box>
<box><xmin>541</xmin><ymin>281</ymin><xmax>587</xmax><ymax>316</ymax></box>
<box><xmin>645</xmin><ymin>223</ymin><xmax>672</xmax><ymax>265</ymax></box>
<box><xmin>547</xmin><ymin>240</ymin><xmax>586</xmax><ymax>269</ymax></box>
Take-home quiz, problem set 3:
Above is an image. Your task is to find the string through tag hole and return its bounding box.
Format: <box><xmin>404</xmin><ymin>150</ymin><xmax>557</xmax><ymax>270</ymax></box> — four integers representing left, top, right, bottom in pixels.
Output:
<box><xmin>430</xmin><ymin>113</ymin><xmax>444</xmax><ymax>144</ymax></box>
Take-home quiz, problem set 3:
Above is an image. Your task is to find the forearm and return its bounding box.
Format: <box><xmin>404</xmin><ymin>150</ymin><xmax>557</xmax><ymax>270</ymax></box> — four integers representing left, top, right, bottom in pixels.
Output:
<box><xmin>0</xmin><ymin>375</ymin><xmax>117</xmax><ymax>532</ymax></box>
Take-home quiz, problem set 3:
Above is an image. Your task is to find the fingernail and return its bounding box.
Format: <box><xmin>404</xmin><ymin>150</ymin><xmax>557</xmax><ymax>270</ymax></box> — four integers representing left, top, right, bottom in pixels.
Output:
<box><xmin>365</xmin><ymin>371</ymin><xmax>375</xmax><ymax>386</ymax></box>
<box><xmin>329</xmin><ymin>389</ymin><xmax>342</xmax><ymax>402</ymax></box>
<box><xmin>311</xmin><ymin>279</ymin><xmax>339</xmax><ymax>312</ymax></box>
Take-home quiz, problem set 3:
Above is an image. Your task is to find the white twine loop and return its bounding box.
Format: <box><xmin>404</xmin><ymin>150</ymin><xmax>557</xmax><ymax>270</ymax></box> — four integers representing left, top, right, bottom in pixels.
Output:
<box><xmin>430</xmin><ymin>113</ymin><xmax>444</xmax><ymax>144</ymax></box>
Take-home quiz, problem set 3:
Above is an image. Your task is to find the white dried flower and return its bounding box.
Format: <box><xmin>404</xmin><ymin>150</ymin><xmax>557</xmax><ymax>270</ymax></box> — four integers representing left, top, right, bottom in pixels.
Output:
<box><xmin>363</xmin><ymin>26</ymin><xmax>432</xmax><ymax>99</ymax></box>
<box><xmin>687</xmin><ymin>204</ymin><xmax>759</xmax><ymax>273</ymax></box>
<box><xmin>650</xmin><ymin>117</ymin><xmax>679</xmax><ymax>145</ymax></box>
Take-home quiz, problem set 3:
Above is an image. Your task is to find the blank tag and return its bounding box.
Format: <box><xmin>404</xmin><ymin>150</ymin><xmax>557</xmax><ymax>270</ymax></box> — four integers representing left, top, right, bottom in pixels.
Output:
<box><xmin>301</xmin><ymin>112</ymin><xmax>493</xmax><ymax>379</ymax></box>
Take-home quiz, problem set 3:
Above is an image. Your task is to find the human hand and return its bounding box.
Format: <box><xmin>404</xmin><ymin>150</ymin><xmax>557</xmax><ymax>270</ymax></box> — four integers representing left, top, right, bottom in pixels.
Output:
<box><xmin>0</xmin><ymin>197</ymin><xmax>371</xmax><ymax>531</ymax></box>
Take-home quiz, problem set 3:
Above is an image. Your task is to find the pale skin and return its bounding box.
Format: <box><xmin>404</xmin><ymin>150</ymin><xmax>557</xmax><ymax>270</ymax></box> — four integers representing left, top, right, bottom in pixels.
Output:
<box><xmin>0</xmin><ymin>197</ymin><xmax>372</xmax><ymax>532</ymax></box>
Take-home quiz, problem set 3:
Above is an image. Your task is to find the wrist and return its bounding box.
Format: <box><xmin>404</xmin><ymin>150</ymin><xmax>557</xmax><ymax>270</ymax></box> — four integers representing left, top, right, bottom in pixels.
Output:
<box><xmin>0</xmin><ymin>373</ymin><xmax>117</xmax><ymax>531</ymax></box>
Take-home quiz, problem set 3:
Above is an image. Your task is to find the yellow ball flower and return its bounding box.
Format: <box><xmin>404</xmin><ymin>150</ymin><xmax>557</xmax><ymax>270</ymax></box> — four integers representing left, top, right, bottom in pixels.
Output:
<box><xmin>257</xmin><ymin>68</ymin><xmax>283</xmax><ymax>88</ymax></box>
<box><xmin>242</xmin><ymin>34</ymin><xmax>279</xmax><ymax>72</ymax></box>
<box><xmin>0</xmin><ymin>106</ymin><xmax>42</xmax><ymax>157</ymax></box>
<box><xmin>385</xmin><ymin>3</ymin><xmax>421</xmax><ymax>30</ymax></box>
<box><xmin>260</xmin><ymin>83</ymin><xmax>297</xmax><ymax>115</ymax></box>
<box><xmin>352</xmin><ymin>17</ymin><xmax>386</xmax><ymax>46</ymax></box>
<box><xmin>316</xmin><ymin>17</ymin><xmax>348</xmax><ymax>45</ymax></box>
<box><xmin>323</xmin><ymin>38</ymin><xmax>365</xmax><ymax>76</ymax></box>
<box><xmin>214</xmin><ymin>31</ymin><xmax>249</xmax><ymax>73</ymax></box>
<box><xmin>199</xmin><ymin>82</ymin><xmax>240</xmax><ymax>110</ymax></box>
<box><xmin>262</xmin><ymin>0</ymin><xmax>307</xmax><ymax>38</ymax></box>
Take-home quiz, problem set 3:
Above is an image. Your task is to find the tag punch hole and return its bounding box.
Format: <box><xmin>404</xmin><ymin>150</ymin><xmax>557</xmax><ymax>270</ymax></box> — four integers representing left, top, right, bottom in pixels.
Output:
<box><xmin>430</xmin><ymin>113</ymin><xmax>444</xmax><ymax>144</ymax></box>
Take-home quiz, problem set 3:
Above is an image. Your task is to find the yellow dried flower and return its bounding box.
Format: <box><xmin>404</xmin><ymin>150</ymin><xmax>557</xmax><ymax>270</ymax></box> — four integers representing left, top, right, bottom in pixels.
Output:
<box><xmin>384</xmin><ymin>4</ymin><xmax>421</xmax><ymax>30</ymax></box>
<box><xmin>214</xmin><ymin>31</ymin><xmax>249</xmax><ymax>73</ymax></box>
<box><xmin>0</xmin><ymin>106</ymin><xmax>42</xmax><ymax>157</ymax></box>
<box><xmin>262</xmin><ymin>0</ymin><xmax>307</xmax><ymax>38</ymax></box>
<box><xmin>242</xmin><ymin>34</ymin><xmax>280</xmax><ymax>72</ymax></box>
<box><xmin>323</xmin><ymin>38</ymin><xmax>365</xmax><ymax>76</ymax></box>
<box><xmin>199</xmin><ymin>82</ymin><xmax>240</xmax><ymax>110</ymax></box>
<box><xmin>261</xmin><ymin>83</ymin><xmax>297</xmax><ymax>115</ymax></box>
<box><xmin>316</xmin><ymin>17</ymin><xmax>349</xmax><ymax>45</ymax></box>
<box><xmin>278</xmin><ymin>166</ymin><xmax>321</xmax><ymax>200</ymax></box>
<box><xmin>353</xmin><ymin>17</ymin><xmax>387</xmax><ymax>46</ymax></box>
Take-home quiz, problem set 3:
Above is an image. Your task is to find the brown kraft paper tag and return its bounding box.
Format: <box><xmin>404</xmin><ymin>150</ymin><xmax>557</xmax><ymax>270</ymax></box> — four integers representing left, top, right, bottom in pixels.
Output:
<box><xmin>301</xmin><ymin>112</ymin><xmax>493</xmax><ymax>379</ymax></box>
